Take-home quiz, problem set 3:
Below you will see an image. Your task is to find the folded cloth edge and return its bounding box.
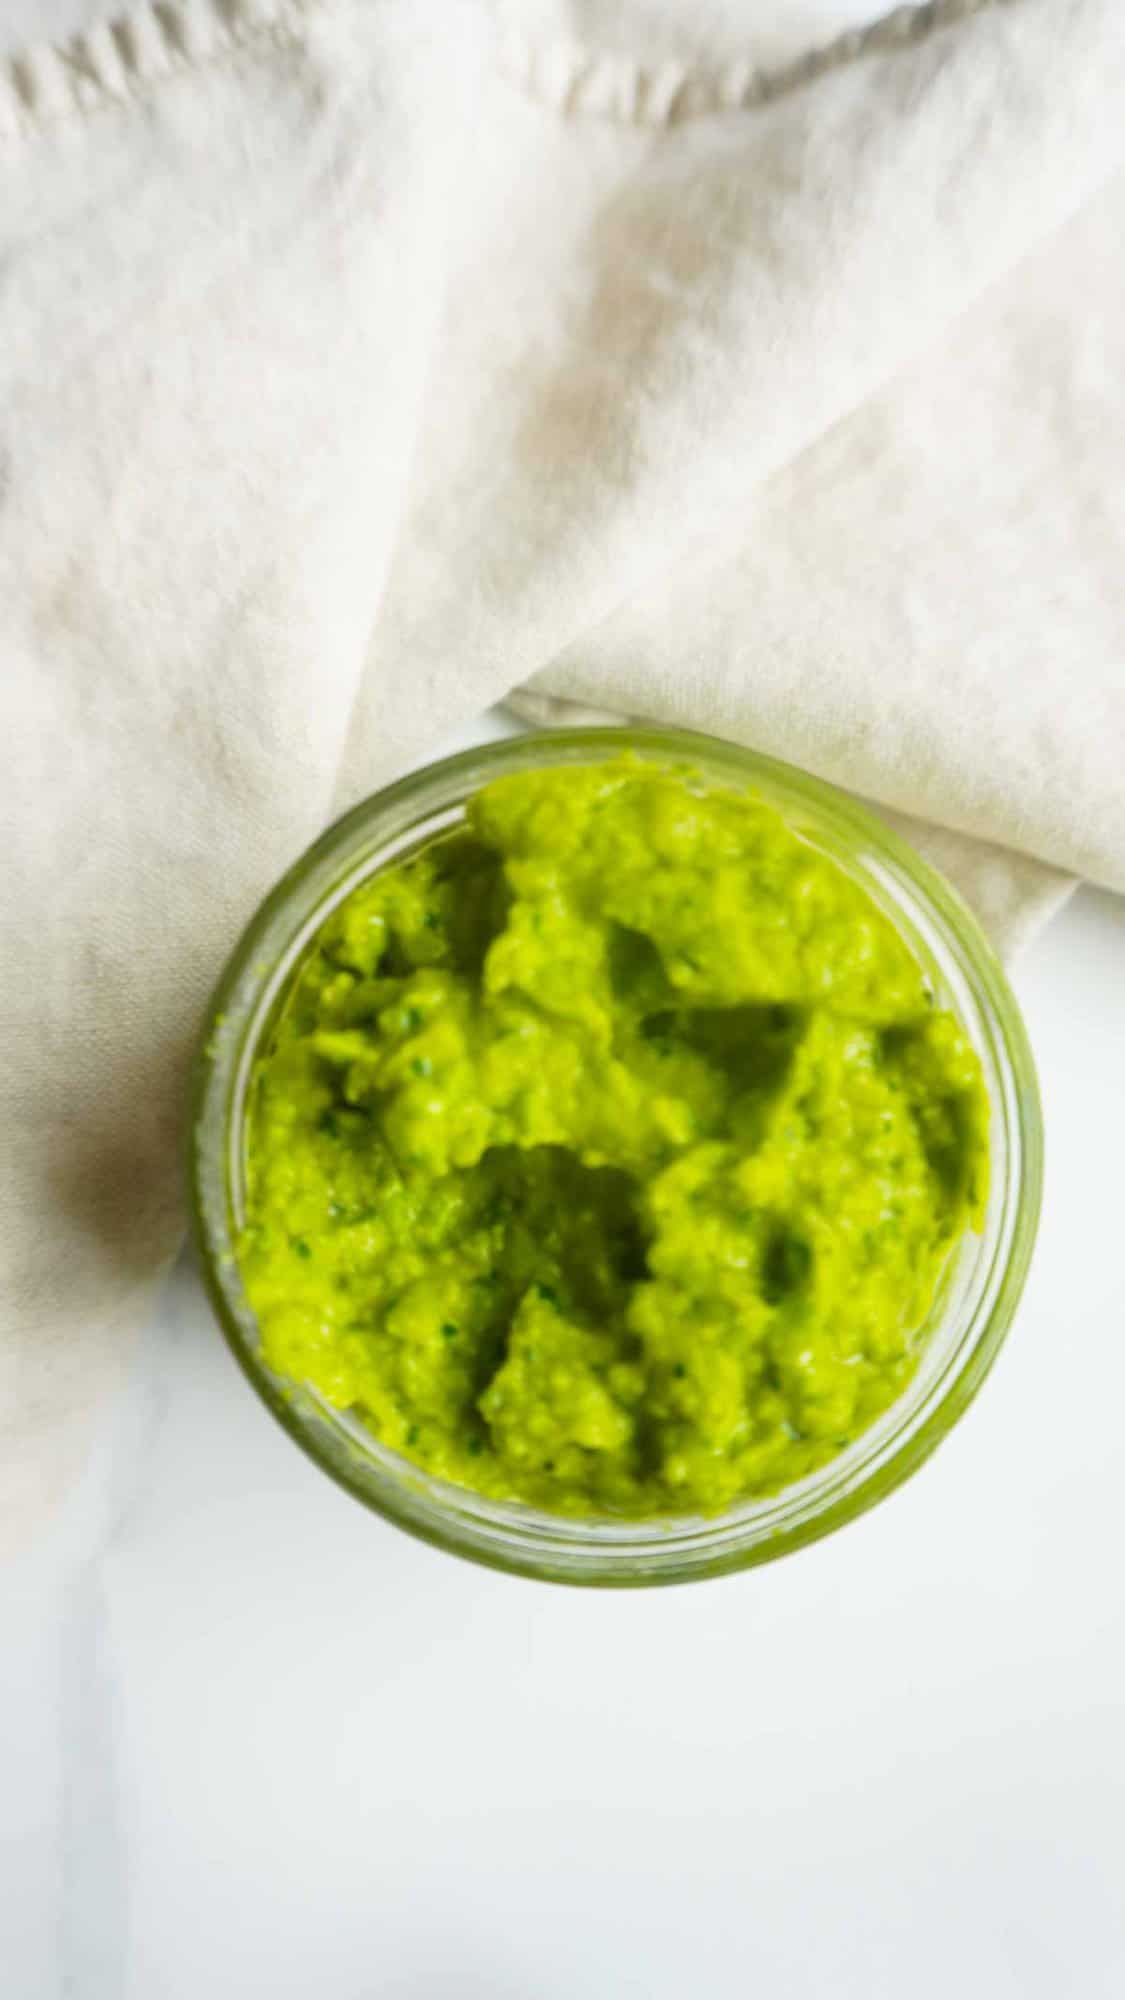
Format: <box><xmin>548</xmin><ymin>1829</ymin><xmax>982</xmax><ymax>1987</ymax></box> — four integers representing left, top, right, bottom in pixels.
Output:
<box><xmin>504</xmin><ymin>688</ymin><xmax>1077</xmax><ymax>960</ymax></box>
<box><xmin>0</xmin><ymin>0</ymin><xmax>1019</xmax><ymax>145</ymax></box>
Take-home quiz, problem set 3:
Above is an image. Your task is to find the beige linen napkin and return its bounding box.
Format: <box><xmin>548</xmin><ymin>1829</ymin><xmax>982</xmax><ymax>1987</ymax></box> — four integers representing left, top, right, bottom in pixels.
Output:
<box><xmin>341</xmin><ymin>0</ymin><xmax>1125</xmax><ymax>915</ymax></box>
<box><xmin>0</xmin><ymin>0</ymin><xmax>484</xmax><ymax>1541</ymax></box>
<box><xmin>2</xmin><ymin>0</ymin><xmax>1123</xmax><ymax>1549</ymax></box>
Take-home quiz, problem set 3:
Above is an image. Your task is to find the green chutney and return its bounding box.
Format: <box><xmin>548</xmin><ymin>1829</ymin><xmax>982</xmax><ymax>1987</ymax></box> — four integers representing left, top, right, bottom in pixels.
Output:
<box><xmin>238</xmin><ymin>759</ymin><xmax>989</xmax><ymax>1517</ymax></box>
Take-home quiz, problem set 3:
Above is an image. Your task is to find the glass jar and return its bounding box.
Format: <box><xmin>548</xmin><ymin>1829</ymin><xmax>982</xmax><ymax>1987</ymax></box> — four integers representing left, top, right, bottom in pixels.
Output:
<box><xmin>189</xmin><ymin>727</ymin><xmax>1042</xmax><ymax>1585</ymax></box>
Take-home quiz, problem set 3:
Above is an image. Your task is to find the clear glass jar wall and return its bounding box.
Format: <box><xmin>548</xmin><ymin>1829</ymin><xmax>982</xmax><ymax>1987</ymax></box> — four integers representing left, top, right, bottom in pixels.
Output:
<box><xmin>190</xmin><ymin>729</ymin><xmax>1042</xmax><ymax>1585</ymax></box>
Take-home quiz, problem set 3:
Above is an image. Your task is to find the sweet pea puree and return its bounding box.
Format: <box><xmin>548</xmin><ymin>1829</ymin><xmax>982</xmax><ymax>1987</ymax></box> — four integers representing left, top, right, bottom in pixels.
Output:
<box><xmin>238</xmin><ymin>760</ymin><xmax>988</xmax><ymax>1517</ymax></box>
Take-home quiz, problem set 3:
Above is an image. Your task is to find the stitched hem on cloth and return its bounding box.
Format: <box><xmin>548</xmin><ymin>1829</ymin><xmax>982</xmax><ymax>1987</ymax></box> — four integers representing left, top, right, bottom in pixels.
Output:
<box><xmin>0</xmin><ymin>0</ymin><xmax>1020</xmax><ymax>145</ymax></box>
<box><xmin>498</xmin><ymin>0</ymin><xmax>1017</xmax><ymax>124</ymax></box>
<box><xmin>0</xmin><ymin>0</ymin><xmax>325</xmax><ymax>144</ymax></box>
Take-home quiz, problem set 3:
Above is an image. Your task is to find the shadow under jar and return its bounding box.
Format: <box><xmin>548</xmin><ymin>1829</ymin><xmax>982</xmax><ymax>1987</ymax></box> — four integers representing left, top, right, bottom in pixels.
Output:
<box><xmin>190</xmin><ymin>727</ymin><xmax>1042</xmax><ymax>1585</ymax></box>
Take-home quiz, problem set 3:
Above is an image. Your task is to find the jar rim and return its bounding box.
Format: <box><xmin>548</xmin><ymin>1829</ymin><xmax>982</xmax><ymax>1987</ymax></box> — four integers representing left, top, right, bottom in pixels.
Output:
<box><xmin>188</xmin><ymin>726</ymin><xmax>1043</xmax><ymax>1585</ymax></box>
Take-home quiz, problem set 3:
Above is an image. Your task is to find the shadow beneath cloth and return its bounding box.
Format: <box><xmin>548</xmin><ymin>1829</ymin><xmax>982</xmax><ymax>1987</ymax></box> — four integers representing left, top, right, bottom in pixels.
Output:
<box><xmin>43</xmin><ymin>1031</ymin><xmax>194</xmax><ymax>1287</ymax></box>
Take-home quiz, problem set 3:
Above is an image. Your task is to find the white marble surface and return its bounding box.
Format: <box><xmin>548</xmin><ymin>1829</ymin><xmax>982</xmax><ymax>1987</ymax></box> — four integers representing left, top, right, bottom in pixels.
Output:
<box><xmin>4</xmin><ymin>723</ymin><xmax>1125</xmax><ymax>2000</ymax></box>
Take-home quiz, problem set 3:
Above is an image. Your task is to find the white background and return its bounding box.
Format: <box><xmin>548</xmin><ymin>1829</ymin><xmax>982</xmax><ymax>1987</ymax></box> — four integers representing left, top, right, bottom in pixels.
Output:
<box><xmin>3</xmin><ymin>712</ymin><xmax>1124</xmax><ymax>1999</ymax></box>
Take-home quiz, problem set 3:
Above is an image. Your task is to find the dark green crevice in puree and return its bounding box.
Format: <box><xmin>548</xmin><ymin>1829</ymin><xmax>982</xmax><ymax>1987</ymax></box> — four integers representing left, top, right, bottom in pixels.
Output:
<box><xmin>238</xmin><ymin>758</ymin><xmax>989</xmax><ymax>1518</ymax></box>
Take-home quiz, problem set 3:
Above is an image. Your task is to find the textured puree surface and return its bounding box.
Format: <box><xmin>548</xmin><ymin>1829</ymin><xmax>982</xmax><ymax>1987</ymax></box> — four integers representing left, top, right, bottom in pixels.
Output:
<box><xmin>238</xmin><ymin>762</ymin><xmax>989</xmax><ymax>1517</ymax></box>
